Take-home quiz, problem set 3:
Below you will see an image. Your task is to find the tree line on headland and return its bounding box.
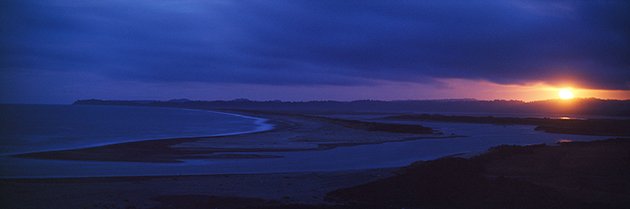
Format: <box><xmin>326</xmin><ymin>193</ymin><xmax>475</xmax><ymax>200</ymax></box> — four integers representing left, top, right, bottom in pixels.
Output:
<box><xmin>74</xmin><ymin>98</ymin><xmax>630</xmax><ymax>117</ymax></box>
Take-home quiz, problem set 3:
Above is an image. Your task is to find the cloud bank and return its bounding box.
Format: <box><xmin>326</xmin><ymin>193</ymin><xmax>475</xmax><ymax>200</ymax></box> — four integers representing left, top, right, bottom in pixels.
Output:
<box><xmin>2</xmin><ymin>0</ymin><xmax>629</xmax><ymax>91</ymax></box>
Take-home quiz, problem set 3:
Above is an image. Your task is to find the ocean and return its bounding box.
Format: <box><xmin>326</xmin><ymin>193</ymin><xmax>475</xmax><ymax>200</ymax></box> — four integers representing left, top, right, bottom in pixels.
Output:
<box><xmin>0</xmin><ymin>104</ymin><xmax>271</xmax><ymax>155</ymax></box>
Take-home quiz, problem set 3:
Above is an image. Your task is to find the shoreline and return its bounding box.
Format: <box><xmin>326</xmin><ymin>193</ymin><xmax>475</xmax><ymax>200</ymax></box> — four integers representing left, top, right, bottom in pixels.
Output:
<box><xmin>0</xmin><ymin>167</ymin><xmax>397</xmax><ymax>208</ymax></box>
<box><xmin>3</xmin><ymin>107</ymin><xmax>277</xmax><ymax>156</ymax></box>
<box><xmin>8</xmin><ymin>109</ymin><xmax>445</xmax><ymax>177</ymax></box>
<box><xmin>6</xmin><ymin>106</ymin><xmax>615</xmax><ymax>180</ymax></box>
<box><xmin>2</xmin><ymin>138</ymin><xmax>628</xmax><ymax>208</ymax></box>
<box><xmin>0</xmin><ymin>167</ymin><xmax>396</xmax><ymax>182</ymax></box>
<box><xmin>183</xmin><ymin>108</ymin><xmax>276</xmax><ymax>136</ymax></box>
<box><xmin>9</xmin><ymin>106</ymin><xmax>615</xmax><ymax>180</ymax></box>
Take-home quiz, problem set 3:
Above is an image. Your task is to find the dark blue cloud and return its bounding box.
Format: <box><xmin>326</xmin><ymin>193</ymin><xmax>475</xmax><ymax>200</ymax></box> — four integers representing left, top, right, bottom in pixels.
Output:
<box><xmin>2</xmin><ymin>0</ymin><xmax>629</xmax><ymax>89</ymax></box>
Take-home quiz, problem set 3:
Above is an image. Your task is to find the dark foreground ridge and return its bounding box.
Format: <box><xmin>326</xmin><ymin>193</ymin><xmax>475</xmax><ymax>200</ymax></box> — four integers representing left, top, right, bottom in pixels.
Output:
<box><xmin>3</xmin><ymin>139</ymin><xmax>629</xmax><ymax>208</ymax></box>
<box><xmin>326</xmin><ymin>138</ymin><xmax>630</xmax><ymax>209</ymax></box>
<box><xmin>384</xmin><ymin>114</ymin><xmax>630</xmax><ymax>136</ymax></box>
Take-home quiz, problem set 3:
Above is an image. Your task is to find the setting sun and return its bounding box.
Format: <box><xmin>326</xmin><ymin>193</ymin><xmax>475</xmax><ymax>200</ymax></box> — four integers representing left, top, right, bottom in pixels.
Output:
<box><xmin>558</xmin><ymin>88</ymin><xmax>575</xmax><ymax>100</ymax></box>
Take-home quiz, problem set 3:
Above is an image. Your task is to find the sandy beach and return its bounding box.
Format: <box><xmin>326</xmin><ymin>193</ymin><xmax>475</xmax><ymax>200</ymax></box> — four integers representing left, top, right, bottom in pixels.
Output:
<box><xmin>3</xmin><ymin>138</ymin><xmax>629</xmax><ymax>209</ymax></box>
<box><xmin>2</xmin><ymin>109</ymin><xmax>629</xmax><ymax>208</ymax></box>
<box><xmin>0</xmin><ymin>168</ymin><xmax>394</xmax><ymax>209</ymax></box>
<box><xmin>15</xmin><ymin>110</ymin><xmax>446</xmax><ymax>163</ymax></box>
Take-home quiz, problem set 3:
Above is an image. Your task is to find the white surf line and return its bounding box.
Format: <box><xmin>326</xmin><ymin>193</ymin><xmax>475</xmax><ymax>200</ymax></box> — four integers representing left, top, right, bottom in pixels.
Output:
<box><xmin>4</xmin><ymin>108</ymin><xmax>275</xmax><ymax>156</ymax></box>
<box><xmin>197</xmin><ymin>109</ymin><xmax>275</xmax><ymax>136</ymax></box>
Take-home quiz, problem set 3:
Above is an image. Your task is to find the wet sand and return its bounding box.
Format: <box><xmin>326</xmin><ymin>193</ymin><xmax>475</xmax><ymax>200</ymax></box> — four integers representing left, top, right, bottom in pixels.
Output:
<box><xmin>4</xmin><ymin>109</ymin><xmax>629</xmax><ymax>208</ymax></box>
<box><xmin>0</xmin><ymin>168</ymin><xmax>394</xmax><ymax>209</ymax></box>
<box><xmin>15</xmin><ymin>110</ymin><xmax>445</xmax><ymax>162</ymax></box>
<box><xmin>3</xmin><ymin>138</ymin><xmax>629</xmax><ymax>209</ymax></box>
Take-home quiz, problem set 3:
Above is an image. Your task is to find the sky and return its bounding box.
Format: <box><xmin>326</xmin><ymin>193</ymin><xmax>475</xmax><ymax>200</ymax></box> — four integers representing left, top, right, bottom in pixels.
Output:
<box><xmin>1</xmin><ymin>0</ymin><xmax>629</xmax><ymax>104</ymax></box>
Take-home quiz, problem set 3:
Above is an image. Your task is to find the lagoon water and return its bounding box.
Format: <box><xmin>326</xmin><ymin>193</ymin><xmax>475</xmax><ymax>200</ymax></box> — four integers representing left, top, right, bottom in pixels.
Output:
<box><xmin>0</xmin><ymin>105</ymin><xmax>606</xmax><ymax>178</ymax></box>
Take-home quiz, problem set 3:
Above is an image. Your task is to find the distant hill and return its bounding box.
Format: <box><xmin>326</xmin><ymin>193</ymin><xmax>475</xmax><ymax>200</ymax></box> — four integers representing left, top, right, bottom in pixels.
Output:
<box><xmin>73</xmin><ymin>98</ymin><xmax>630</xmax><ymax>117</ymax></box>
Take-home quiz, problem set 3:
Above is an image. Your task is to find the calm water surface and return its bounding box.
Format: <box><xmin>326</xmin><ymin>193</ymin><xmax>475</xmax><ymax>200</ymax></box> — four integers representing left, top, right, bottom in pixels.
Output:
<box><xmin>0</xmin><ymin>105</ymin><xmax>608</xmax><ymax>178</ymax></box>
<box><xmin>0</xmin><ymin>104</ymin><xmax>268</xmax><ymax>155</ymax></box>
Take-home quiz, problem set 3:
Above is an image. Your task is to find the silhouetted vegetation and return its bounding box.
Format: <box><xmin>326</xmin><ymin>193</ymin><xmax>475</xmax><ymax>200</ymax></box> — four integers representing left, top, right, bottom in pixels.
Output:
<box><xmin>326</xmin><ymin>138</ymin><xmax>630</xmax><ymax>209</ymax></box>
<box><xmin>74</xmin><ymin>98</ymin><xmax>630</xmax><ymax>117</ymax></box>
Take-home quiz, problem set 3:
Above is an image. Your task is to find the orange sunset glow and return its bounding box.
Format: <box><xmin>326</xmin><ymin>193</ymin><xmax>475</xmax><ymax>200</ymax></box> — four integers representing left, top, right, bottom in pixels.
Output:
<box><xmin>558</xmin><ymin>88</ymin><xmax>575</xmax><ymax>100</ymax></box>
<box><xmin>428</xmin><ymin>79</ymin><xmax>630</xmax><ymax>102</ymax></box>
